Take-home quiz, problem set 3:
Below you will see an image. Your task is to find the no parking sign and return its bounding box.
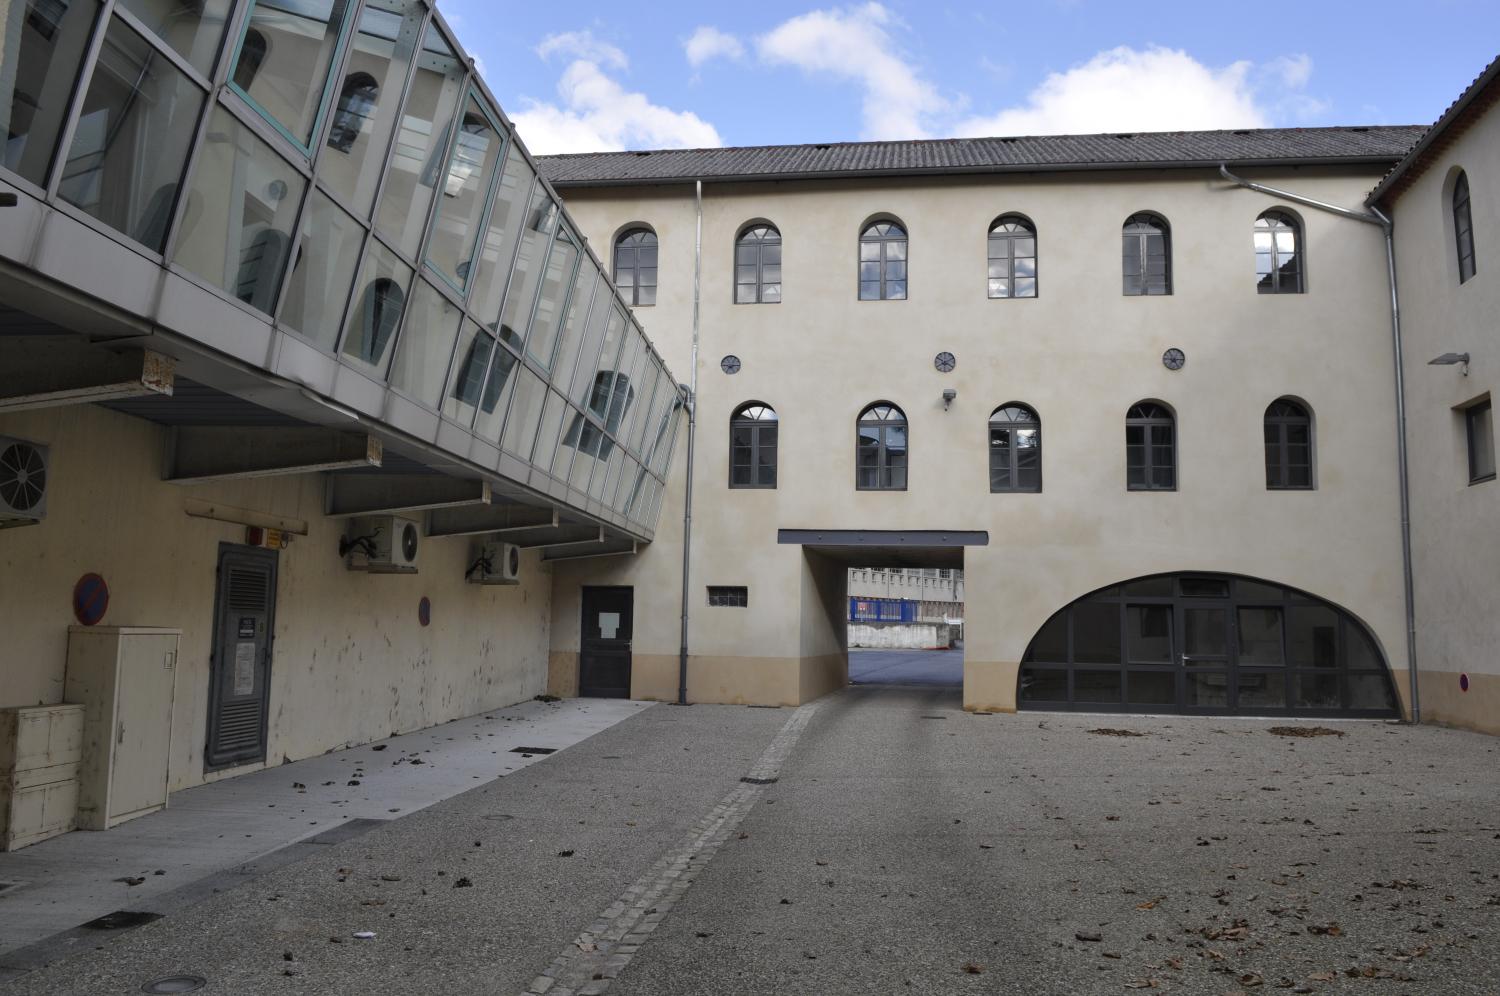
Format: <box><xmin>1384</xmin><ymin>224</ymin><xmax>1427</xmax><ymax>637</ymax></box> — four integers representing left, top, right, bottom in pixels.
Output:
<box><xmin>72</xmin><ymin>573</ymin><xmax>109</xmax><ymax>626</ymax></box>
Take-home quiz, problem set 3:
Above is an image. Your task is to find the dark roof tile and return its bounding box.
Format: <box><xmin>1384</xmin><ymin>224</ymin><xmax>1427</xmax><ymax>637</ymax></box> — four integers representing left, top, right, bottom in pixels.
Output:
<box><xmin>537</xmin><ymin>126</ymin><xmax>1426</xmax><ymax>186</ymax></box>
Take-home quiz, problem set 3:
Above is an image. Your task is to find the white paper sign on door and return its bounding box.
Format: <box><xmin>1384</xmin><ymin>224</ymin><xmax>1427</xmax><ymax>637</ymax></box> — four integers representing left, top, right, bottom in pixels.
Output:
<box><xmin>233</xmin><ymin>641</ymin><xmax>256</xmax><ymax>696</ymax></box>
<box><xmin>598</xmin><ymin>612</ymin><xmax>620</xmax><ymax>640</ymax></box>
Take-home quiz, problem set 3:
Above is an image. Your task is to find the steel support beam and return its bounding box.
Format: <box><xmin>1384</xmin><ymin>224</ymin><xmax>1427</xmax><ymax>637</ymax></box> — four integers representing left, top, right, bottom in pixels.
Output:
<box><xmin>513</xmin><ymin>525</ymin><xmax>605</xmax><ymax>550</ymax></box>
<box><xmin>326</xmin><ymin>474</ymin><xmax>490</xmax><ymax>517</ymax></box>
<box><xmin>426</xmin><ymin>504</ymin><xmax>558</xmax><ymax>538</ymax></box>
<box><xmin>542</xmin><ymin>540</ymin><xmax>638</xmax><ymax>563</ymax></box>
<box><xmin>165</xmin><ymin>427</ymin><xmax>381</xmax><ymax>484</ymax></box>
<box><xmin>0</xmin><ymin>343</ymin><xmax>173</xmax><ymax>412</ymax></box>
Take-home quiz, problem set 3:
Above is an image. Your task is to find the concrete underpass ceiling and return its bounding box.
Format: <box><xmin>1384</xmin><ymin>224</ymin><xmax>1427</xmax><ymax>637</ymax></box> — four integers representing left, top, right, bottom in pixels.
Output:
<box><xmin>802</xmin><ymin>545</ymin><xmax>966</xmax><ymax>569</ymax></box>
<box><xmin>780</xmin><ymin>529</ymin><xmax>984</xmax><ymax>569</ymax></box>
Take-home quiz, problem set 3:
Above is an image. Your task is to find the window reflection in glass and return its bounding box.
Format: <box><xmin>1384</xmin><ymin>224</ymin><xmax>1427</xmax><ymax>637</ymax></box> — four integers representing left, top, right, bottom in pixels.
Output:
<box><xmin>172</xmin><ymin>106</ymin><xmax>304</xmax><ymax>314</ymax></box>
<box><xmin>427</xmin><ymin>95</ymin><xmax>504</xmax><ymax>288</ymax></box>
<box><xmin>375</xmin><ymin>21</ymin><xmax>464</xmax><ymax>258</ymax></box>
<box><xmin>340</xmin><ymin>237</ymin><xmax>411</xmax><ymax>371</ymax></box>
<box><xmin>389</xmin><ymin>278</ymin><xmax>462</xmax><ymax>407</ymax></box>
<box><xmin>231</xmin><ymin>0</ymin><xmax>352</xmax><ymax>146</ymax></box>
<box><xmin>496</xmin><ymin>186</ymin><xmax>558</xmax><ymax>351</ymax></box>
<box><xmin>116</xmin><ymin>0</ymin><xmax>232</xmax><ymax>77</ymax></box>
<box><xmin>471</xmin><ymin>344</ymin><xmax>517</xmax><ymax>440</ymax></box>
<box><xmin>441</xmin><ymin>319</ymin><xmax>490</xmax><ymax>425</ymax></box>
<box><xmin>280</xmin><ymin>190</ymin><xmax>363</xmax><ymax>347</ymax></box>
<box><xmin>1</xmin><ymin>0</ymin><xmax>100</xmax><ymax>186</ymax></box>
<box><xmin>501</xmin><ymin>367</ymin><xmax>547</xmax><ymax>459</ymax></box>
<box><xmin>527</xmin><ymin>230</ymin><xmax>581</xmax><ymax>368</ymax></box>
<box><xmin>468</xmin><ymin>148</ymin><xmax>536</xmax><ymax>325</ymax></box>
<box><xmin>318</xmin><ymin>0</ymin><xmax>422</xmax><ymax>217</ymax></box>
<box><xmin>58</xmin><ymin>16</ymin><xmax>205</xmax><ymax>253</ymax></box>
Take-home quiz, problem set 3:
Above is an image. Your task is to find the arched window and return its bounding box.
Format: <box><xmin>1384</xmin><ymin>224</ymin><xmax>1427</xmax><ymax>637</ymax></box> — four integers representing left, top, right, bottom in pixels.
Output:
<box><xmin>1126</xmin><ymin>402</ymin><xmax>1175</xmax><ymax>491</ymax></box>
<box><xmin>735</xmin><ymin>224</ymin><xmax>781</xmax><ymax>304</ymax></box>
<box><xmin>1122</xmin><ymin>213</ymin><xmax>1170</xmax><ymax>296</ymax></box>
<box><xmin>1454</xmin><ymin>170</ymin><xmax>1476</xmax><ymax>283</ymax></box>
<box><xmin>987</xmin><ymin>216</ymin><xmax>1036</xmax><ymax>298</ymax></box>
<box><xmin>232</xmin><ymin>29</ymin><xmax>267</xmax><ymax>92</ymax></box>
<box><xmin>1255</xmin><ymin>211</ymin><xmax>1303</xmax><ymax>294</ymax></box>
<box><xmin>989</xmin><ymin>404</ymin><xmax>1041</xmax><ymax>492</ymax></box>
<box><xmin>327</xmin><ymin>72</ymin><xmax>379</xmax><ymax>154</ymax></box>
<box><xmin>1265</xmin><ymin>398</ymin><xmax>1313</xmax><ymax>489</ymax></box>
<box><xmin>857</xmin><ymin>403</ymin><xmax>907</xmax><ymax>490</ymax></box>
<box><xmin>859</xmin><ymin>220</ymin><xmax>907</xmax><ymax>301</ymax></box>
<box><xmin>730</xmin><ymin>403</ymin><xmax>778</xmax><ymax>488</ymax></box>
<box><xmin>614</xmin><ymin>228</ymin><xmax>657</xmax><ymax>306</ymax></box>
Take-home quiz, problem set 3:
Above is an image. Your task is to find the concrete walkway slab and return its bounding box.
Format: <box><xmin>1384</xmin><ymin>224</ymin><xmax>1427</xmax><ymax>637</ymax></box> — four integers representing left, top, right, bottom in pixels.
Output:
<box><xmin>0</xmin><ymin>696</ymin><xmax>651</xmax><ymax>961</ymax></box>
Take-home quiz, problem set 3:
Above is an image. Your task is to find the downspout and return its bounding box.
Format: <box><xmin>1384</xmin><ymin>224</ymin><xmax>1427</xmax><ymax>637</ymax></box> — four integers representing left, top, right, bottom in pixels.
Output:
<box><xmin>677</xmin><ymin>180</ymin><xmax>703</xmax><ymax>705</ymax></box>
<box><xmin>1218</xmin><ymin>165</ymin><xmax>1420</xmax><ymax>723</ymax></box>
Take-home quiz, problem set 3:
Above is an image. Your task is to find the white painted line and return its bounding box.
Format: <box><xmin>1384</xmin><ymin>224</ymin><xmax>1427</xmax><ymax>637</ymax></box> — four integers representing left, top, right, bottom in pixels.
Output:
<box><xmin>522</xmin><ymin>700</ymin><xmax>821</xmax><ymax>996</ymax></box>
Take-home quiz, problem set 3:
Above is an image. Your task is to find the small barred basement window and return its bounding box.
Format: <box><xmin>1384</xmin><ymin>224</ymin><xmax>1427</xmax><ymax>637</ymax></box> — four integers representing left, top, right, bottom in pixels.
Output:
<box><xmin>707</xmin><ymin>586</ymin><xmax>748</xmax><ymax>607</ymax></box>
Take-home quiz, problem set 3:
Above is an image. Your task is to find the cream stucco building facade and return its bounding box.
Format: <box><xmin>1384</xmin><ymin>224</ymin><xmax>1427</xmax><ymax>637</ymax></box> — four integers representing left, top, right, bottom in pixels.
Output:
<box><xmin>0</xmin><ymin>0</ymin><xmax>1495</xmax><ymax>854</ymax></box>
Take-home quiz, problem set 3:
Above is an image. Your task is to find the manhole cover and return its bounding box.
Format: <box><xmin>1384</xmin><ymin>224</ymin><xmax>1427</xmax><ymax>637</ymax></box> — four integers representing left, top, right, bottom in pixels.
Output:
<box><xmin>84</xmin><ymin>911</ymin><xmax>162</xmax><ymax>930</ymax></box>
<box><xmin>509</xmin><ymin>746</ymin><xmax>556</xmax><ymax>755</ymax></box>
<box><xmin>141</xmin><ymin>976</ymin><xmax>206</xmax><ymax>994</ymax></box>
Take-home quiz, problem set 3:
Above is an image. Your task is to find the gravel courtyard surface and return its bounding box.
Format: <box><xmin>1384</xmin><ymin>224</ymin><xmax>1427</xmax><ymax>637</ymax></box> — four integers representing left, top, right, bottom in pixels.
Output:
<box><xmin>7</xmin><ymin>686</ymin><xmax>1498</xmax><ymax>995</ymax></box>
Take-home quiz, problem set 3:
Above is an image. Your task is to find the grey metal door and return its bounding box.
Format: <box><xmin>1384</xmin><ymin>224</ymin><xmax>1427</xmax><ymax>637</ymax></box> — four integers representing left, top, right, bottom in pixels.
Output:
<box><xmin>206</xmin><ymin>544</ymin><xmax>277</xmax><ymax>769</ymax></box>
<box><xmin>580</xmin><ymin>587</ymin><xmax>632</xmax><ymax>698</ymax></box>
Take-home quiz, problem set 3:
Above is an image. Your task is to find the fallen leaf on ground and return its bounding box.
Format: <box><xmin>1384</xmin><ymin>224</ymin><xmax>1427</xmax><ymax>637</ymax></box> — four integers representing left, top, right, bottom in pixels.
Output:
<box><xmin>1089</xmin><ymin>728</ymin><xmax>1147</xmax><ymax>737</ymax></box>
<box><xmin>1267</xmin><ymin>726</ymin><xmax>1344</xmax><ymax>738</ymax></box>
<box><xmin>961</xmin><ymin>963</ymin><xmax>983</xmax><ymax>974</ymax></box>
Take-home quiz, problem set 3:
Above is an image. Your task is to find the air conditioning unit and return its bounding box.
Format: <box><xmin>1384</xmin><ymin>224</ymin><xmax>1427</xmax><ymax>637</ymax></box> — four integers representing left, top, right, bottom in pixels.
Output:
<box><xmin>342</xmin><ymin>515</ymin><xmax>420</xmax><ymax>573</ymax></box>
<box><xmin>0</xmin><ymin>436</ymin><xmax>49</xmax><ymax>528</ymax></box>
<box><xmin>466</xmin><ymin>539</ymin><xmax>520</xmax><ymax>586</ymax></box>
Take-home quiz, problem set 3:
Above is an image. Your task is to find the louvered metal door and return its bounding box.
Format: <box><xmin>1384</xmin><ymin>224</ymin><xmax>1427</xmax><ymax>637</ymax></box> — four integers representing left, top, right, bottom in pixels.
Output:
<box><xmin>206</xmin><ymin>544</ymin><xmax>277</xmax><ymax>769</ymax></box>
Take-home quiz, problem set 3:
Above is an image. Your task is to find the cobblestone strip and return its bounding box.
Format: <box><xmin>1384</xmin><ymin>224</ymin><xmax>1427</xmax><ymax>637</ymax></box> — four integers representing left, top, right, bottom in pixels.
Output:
<box><xmin>520</xmin><ymin>701</ymin><xmax>821</xmax><ymax>996</ymax></box>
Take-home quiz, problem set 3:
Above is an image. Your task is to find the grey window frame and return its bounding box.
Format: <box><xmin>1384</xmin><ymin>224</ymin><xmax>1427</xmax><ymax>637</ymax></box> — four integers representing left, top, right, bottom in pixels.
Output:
<box><xmin>734</xmin><ymin>222</ymin><xmax>781</xmax><ymax>304</ymax></box>
<box><xmin>858</xmin><ymin>219</ymin><xmax>907</xmax><ymax>301</ymax></box>
<box><xmin>1264</xmin><ymin>398</ymin><xmax>1314</xmax><ymax>490</ymax></box>
<box><xmin>1454</xmin><ymin>170</ymin><xmax>1476</xmax><ymax>284</ymax></box>
<box><xmin>1255</xmin><ymin>210</ymin><xmax>1303</xmax><ymax>294</ymax></box>
<box><xmin>1467</xmin><ymin>398</ymin><xmax>1494</xmax><ymax>484</ymax></box>
<box><xmin>614</xmin><ymin>226</ymin><xmax>657</xmax><ymax>306</ymax></box>
<box><xmin>1126</xmin><ymin>401</ymin><xmax>1176</xmax><ymax>491</ymax></box>
<box><xmin>856</xmin><ymin>402</ymin><xmax>908</xmax><ymax>491</ymax></box>
<box><xmin>989</xmin><ymin>403</ymin><xmax>1041</xmax><ymax>493</ymax></box>
<box><xmin>1122</xmin><ymin>212</ymin><xmax>1171</xmax><ymax>296</ymax></box>
<box><xmin>729</xmin><ymin>402</ymin><xmax>778</xmax><ymax>489</ymax></box>
<box><xmin>987</xmin><ymin>214</ymin><xmax>1037</xmax><ymax>299</ymax></box>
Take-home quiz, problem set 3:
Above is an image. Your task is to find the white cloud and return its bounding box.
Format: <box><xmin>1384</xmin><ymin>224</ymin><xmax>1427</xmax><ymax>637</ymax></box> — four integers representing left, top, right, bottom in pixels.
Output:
<box><xmin>955</xmin><ymin>46</ymin><xmax>1277</xmax><ymax>137</ymax></box>
<box><xmin>511</xmin><ymin>39</ymin><xmax>722</xmax><ymax>155</ymax></box>
<box><xmin>685</xmin><ymin>26</ymin><xmax>745</xmax><ymax>67</ymax></box>
<box><xmin>535</xmin><ymin>30</ymin><xmax>627</xmax><ymax>71</ymax></box>
<box><xmin>756</xmin><ymin>3</ymin><xmax>948</xmax><ymax>141</ymax></box>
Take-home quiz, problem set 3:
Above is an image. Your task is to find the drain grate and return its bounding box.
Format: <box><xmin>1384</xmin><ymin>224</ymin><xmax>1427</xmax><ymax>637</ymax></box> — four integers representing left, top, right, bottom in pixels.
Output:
<box><xmin>920</xmin><ymin>715</ymin><xmax>948</xmax><ymax>720</ymax></box>
<box><xmin>141</xmin><ymin>975</ymin><xmax>206</xmax><ymax>994</ymax></box>
<box><xmin>739</xmin><ymin>776</ymin><xmax>778</xmax><ymax>785</ymax></box>
<box><xmin>84</xmin><ymin>910</ymin><xmax>162</xmax><ymax>930</ymax></box>
<box><xmin>509</xmin><ymin>746</ymin><xmax>557</xmax><ymax>755</ymax></box>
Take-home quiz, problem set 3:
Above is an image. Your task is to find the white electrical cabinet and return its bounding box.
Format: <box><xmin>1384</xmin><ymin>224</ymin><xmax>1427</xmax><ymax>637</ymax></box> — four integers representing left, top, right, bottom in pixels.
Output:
<box><xmin>0</xmin><ymin>704</ymin><xmax>84</xmax><ymax>850</ymax></box>
<box><xmin>65</xmin><ymin>626</ymin><xmax>180</xmax><ymax>830</ymax></box>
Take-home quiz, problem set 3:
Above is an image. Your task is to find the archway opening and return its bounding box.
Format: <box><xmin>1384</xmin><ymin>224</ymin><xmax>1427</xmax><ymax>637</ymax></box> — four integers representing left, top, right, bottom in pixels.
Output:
<box><xmin>1018</xmin><ymin>572</ymin><xmax>1398</xmax><ymax>716</ymax></box>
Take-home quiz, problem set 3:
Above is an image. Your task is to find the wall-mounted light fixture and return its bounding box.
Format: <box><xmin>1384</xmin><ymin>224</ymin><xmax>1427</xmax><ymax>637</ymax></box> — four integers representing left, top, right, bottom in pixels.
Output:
<box><xmin>942</xmin><ymin>388</ymin><xmax>957</xmax><ymax>410</ymax></box>
<box><xmin>1428</xmin><ymin>352</ymin><xmax>1471</xmax><ymax>376</ymax></box>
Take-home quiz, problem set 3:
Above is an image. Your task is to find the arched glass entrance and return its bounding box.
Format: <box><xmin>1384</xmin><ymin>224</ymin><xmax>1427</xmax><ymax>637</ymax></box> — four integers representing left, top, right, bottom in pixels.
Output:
<box><xmin>1019</xmin><ymin>573</ymin><xmax>1398</xmax><ymax>717</ymax></box>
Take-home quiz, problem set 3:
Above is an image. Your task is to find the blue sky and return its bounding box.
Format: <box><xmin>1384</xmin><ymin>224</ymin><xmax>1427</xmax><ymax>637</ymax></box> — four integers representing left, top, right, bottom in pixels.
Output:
<box><xmin>437</xmin><ymin>1</ymin><xmax>1500</xmax><ymax>155</ymax></box>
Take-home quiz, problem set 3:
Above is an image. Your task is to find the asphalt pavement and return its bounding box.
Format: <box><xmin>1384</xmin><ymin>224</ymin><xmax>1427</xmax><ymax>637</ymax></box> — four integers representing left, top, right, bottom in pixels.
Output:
<box><xmin>849</xmin><ymin>648</ymin><xmax>963</xmax><ymax>686</ymax></box>
<box><xmin>6</xmin><ymin>686</ymin><xmax>1499</xmax><ymax>995</ymax></box>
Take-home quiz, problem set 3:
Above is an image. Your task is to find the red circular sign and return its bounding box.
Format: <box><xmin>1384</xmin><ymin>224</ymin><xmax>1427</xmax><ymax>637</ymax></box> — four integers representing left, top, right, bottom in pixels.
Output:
<box><xmin>73</xmin><ymin>573</ymin><xmax>109</xmax><ymax>626</ymax></box>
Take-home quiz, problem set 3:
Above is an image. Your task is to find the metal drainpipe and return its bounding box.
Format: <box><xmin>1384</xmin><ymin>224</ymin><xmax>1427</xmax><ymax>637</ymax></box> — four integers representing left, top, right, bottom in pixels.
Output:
<box><xmin>1218</xmin><ymin>165</ymin><xmax>1420</xmax><ymax>723</ymax></box>
<box><xmin>677</xmin><ymin>179</ymin><xmax>703</xmax><ymax>705</ymax></box>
